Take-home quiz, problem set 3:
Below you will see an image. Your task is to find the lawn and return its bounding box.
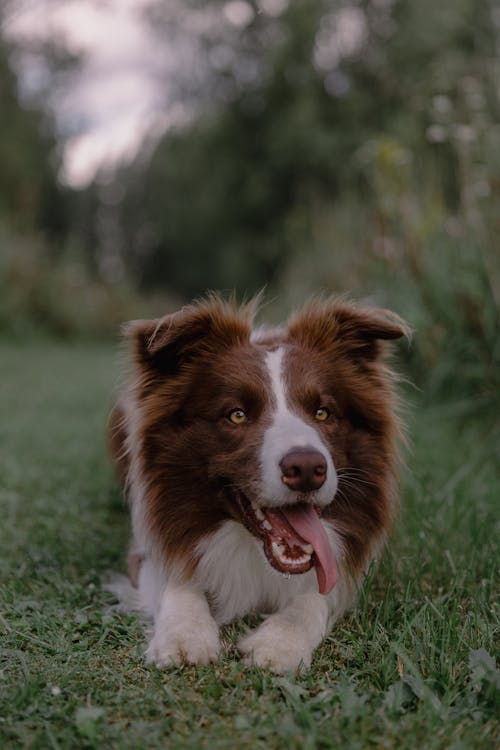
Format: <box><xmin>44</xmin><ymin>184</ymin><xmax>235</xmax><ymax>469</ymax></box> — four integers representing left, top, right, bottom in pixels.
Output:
<box><xmin>0</xmin><ymin>340</ymin><xmax>498</xmax><ymax>749</ymax></box>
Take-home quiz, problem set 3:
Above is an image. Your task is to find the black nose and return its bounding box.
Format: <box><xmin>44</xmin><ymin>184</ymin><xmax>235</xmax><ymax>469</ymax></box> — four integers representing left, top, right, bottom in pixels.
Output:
<box><xmin>279</xmin><ymin>447</ymin><xmax>327</xmax><ymax>492</ymax></box>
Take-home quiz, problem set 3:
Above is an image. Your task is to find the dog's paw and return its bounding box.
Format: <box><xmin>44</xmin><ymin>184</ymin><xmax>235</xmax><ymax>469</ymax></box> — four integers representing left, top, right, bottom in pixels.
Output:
<box><xmin>238</xmin><ymin>619</ymin><xmax>313</xmax><ymax>673</ymax></box>
<box><xmin>145</xmin><ymin>623</ymin><xmax>220</xmax><ymax>668</ymax></box>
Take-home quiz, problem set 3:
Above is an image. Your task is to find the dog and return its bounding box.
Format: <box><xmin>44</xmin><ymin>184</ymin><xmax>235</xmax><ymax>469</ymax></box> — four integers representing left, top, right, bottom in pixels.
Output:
<box><xmin>108</xmin><ymin>295</ymin><xmax>406</xmax><ymax>673</ymax></box>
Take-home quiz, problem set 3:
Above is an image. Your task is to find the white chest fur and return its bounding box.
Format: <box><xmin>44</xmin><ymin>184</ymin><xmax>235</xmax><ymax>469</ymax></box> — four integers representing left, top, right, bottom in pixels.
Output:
<box><xmin>195</xmin><ymin>519</ymin><xmax>342</xmax><ymax>625</ymax></box>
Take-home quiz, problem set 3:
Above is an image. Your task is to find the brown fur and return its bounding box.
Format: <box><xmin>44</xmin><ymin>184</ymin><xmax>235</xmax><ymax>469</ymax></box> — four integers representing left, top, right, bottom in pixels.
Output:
<box><xmin>286</xmin><ymin>299</ymin><xmax>407</xmax><ymax>574</ymax></box>
<box><xmin>110</xmin><ymin>295</ymin><xmax>406</xmax><ymax>585</ymax></box>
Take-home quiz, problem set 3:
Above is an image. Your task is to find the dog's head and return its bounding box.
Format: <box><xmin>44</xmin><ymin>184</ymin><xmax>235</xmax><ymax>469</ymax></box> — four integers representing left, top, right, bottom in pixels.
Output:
<box><xmin>126</xmin><ymin>295</ymin><xmax>407</xmax><ymax>591</ymax></box>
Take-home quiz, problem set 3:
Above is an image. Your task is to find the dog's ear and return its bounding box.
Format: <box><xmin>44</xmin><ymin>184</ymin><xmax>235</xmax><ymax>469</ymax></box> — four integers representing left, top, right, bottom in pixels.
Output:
<box><xmin>332</xmin><ymin>304</ymin><xmax>409</xmax><ymax>357</ymax></box>
<box><xmin>288</xmin><ymin>299</ymin><xmax>409</xmax><ymax>360</ymax></box>
<box><xmin>125</xmin><ymin>297</ymin><xmax>254</xmax><ymax>376</ymax></box>
<box><xmin>124</xmin><ymin>314</ymin><xmax>209</xmax><ymax>376</ymax></box>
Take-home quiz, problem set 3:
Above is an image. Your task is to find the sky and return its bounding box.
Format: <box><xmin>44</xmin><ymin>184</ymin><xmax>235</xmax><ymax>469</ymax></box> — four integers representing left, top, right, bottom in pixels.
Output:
<box><xmin>3</xmin><ymin>0</ymin><xmax>292</xmax><ymax>186</ymax></box>
<box><xmin>2</xmin><ymin>0</ymin><xmax>365</xmax><ymax>188</ymax></box>
<box><xmin>3</xmin><ymin>0</ymin><xmax>192</xmax><ymax>186</ymax></box>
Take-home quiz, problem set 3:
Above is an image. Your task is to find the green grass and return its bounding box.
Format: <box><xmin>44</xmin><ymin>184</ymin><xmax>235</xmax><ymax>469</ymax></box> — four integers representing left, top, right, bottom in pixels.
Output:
<box><xmin>0</xmin><ymin>341</ymin><xmax>498</xmax><ymax>749</ymax></box>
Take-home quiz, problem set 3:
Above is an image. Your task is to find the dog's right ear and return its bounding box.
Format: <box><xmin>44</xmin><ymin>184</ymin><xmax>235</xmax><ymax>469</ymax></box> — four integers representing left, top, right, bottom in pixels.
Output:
<box><xmin>124</xmin><ymin>312</ymin><xmax>210</xmax><ymax>376</ymax></box>
<box><xmin>124</xmin><ymin>297</ymin><xmax>255</xmax><ymax>376</ymax></box>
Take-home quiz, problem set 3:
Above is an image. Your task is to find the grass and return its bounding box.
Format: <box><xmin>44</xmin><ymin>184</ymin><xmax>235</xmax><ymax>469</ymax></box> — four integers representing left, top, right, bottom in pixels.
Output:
<box><xmin>0</xmin><ymin>340</ymin><xmax>498</xmax><ymax>749</ymax></box>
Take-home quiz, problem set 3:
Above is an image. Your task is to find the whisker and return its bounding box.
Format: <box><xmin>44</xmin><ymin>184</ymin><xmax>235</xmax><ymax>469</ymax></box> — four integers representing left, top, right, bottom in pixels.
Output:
<box><xmin>334</xmin><ymin>487</ymin><xmax>354</xmax><ymax>509</ymax></box>
<box><xmin>338</xmin><ymin>473</ymin><xmax>377</xmax><ymax>489</ymax></box>
<box><xmin>337</xmin><ymin>466</ymin><xmax>375</xmax><ymax>478</ymax></box>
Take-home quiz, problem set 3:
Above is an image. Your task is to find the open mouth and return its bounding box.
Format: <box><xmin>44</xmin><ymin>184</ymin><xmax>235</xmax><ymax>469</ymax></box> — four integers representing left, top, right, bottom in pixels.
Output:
<box><xmin>235</xmin><ymin>493</ymin><xmax>338</xmax><ymax>595</ymax></box>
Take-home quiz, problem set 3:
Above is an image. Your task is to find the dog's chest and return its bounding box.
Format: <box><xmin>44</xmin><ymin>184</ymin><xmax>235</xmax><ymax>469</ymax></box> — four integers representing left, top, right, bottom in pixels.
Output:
<box><xmin>195</xmin><ymin>520</ymin><xmax>318</xmax><ymax>624</ymax></box>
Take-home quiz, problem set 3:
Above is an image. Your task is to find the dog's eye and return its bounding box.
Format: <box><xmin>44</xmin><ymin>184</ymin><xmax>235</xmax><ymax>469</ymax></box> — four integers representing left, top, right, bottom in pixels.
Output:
<box><xmin>228</xmin><ymin>408</ymin><xmax>247</xmax><ymax>425</ymax></box>
<box><xmin>314</xmin><ymin>407</ymin><xmax>330</xmax><ymax>422</ymax></box>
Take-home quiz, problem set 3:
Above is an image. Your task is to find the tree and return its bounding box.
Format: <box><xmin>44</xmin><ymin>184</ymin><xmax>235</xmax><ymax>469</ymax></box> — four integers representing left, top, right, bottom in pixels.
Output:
<box><xmin>108</xmin><ymin>0</ymin><xmax>499</xmax><ymax>298</ymax></box>
<box><xmin>0</xmin><ymin>39</ymin><xmax>67</xmax><ymax>236</ymax></box>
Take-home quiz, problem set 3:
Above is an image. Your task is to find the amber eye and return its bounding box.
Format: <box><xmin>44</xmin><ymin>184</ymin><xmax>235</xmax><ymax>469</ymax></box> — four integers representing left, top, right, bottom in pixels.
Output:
<box><xmin>228</xmin><ymin>408</ymin><xmax>247</xmax><ymax>425</ymax></box>
<box><xmin>314</xmin><ymin>407</ymin><xmax>330</xmax><ymax>422</ymax></box>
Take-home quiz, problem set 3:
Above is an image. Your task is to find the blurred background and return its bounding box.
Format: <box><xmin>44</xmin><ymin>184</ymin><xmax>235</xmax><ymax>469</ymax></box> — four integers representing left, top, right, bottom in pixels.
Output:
<box><xmin>0</xmin><ymin>0</ymin><xmax>499</xmax><ymax>404</ymax></box>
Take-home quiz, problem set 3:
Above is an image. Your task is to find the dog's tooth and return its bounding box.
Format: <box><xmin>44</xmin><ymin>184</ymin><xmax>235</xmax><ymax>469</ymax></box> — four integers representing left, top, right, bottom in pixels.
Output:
<box><xmin>283</xmin><ymin>551</ymin><xmax>311</xmax><ymax>566</ymax></box>
<box><xmin>261</xmin><ymin>520</ymin><xmax>272</xmax><ymax>531</ymax></box>
<box><xmin>253</xmin><ymin>506</ymin><xmax>265</xmax><ymax>521</ymax></box>
<box><xmin>271</xmin><ymin>540</ymin><xmax>313</xmax><ymax>568</ymax></box>
<box><xmin>303</xmin><ymin>543</ymin><xmax>313</xmax><ymax>554</ymax></box>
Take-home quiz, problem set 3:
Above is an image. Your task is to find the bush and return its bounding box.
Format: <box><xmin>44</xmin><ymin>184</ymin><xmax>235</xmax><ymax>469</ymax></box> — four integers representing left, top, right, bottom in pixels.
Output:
<box><xmin>275</xmin><ymin>180</ymin><xmax>500</xmax><ymax>405</ymax></box>
<box><xmin>0</xmin><ymin>227</ymin><xmax>172</xmax><ymax>339</ymax></box>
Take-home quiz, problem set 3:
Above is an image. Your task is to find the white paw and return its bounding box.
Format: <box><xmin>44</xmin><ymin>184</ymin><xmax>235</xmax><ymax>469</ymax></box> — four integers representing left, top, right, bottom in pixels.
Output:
<box><xmin>238</xmin><ymin>618</ymin><xmax>314</xmax><ymax>673</ymax></box>
<box><xmin>145</xmin><ymin>623</ymin><xmax>220</xmax><ymax>668</ymax></box>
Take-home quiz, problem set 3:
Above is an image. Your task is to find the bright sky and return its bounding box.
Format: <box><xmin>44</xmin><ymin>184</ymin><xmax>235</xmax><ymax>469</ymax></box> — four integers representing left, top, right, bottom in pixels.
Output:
<box><xmin>2</xmin><ymin>0</ymin><xmax>365</xmax><ymax>188</ymax></box>
<box><xmin>4</xmin><ymin>0</ymin><xmax>184</xmax><ymax>186</ymax></box>
<box><xmin>3</xmin><ymin>0</ymin><xmax>291</xmax><ymax>186</ymax></box>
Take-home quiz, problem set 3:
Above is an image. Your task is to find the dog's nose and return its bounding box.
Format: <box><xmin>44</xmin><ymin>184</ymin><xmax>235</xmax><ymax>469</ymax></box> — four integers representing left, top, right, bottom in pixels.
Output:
<box><xmin>279</xmin><ymin>448</ymin><xmax>327</xmax><ymax>492</ymax></box>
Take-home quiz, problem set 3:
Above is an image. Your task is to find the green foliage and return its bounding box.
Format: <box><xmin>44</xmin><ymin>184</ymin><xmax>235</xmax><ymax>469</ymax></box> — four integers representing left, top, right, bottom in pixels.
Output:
<box><xmin>0</xmin><ymin>5</ymin><xmax>498</xmax><ymax>745</ymax></box>
<box><xmin>1</xmin><ymin>0</ymin><xmax>499</xmax><ymax>400</ymax></box>
<box><xmin>96</xmin><ymin>0</ymin><xmax>500</xmax><ymax>401</ymax></box>
<box><xmin>0</xmin><ymin>342</ymin><xmax>498</xmax><ymax>748</ymax></box>
<box><xmin>277</xmin><ymin>199</ymin><xmax>500</xmax><ymax>403</ymax></box>
<box><xmin>112</xmin><ymin>0</ymin><xmax>499</xmax><ymax>294</ymax></box>
<box><xmin>0</xmin><ymin>226</ymin><xmax>163</xmax><ymax>338</ymax></box>
<box><xmin>0</xmin><ymin>40</ymin><xmax>67</xmax><ymax>236</ymax></box>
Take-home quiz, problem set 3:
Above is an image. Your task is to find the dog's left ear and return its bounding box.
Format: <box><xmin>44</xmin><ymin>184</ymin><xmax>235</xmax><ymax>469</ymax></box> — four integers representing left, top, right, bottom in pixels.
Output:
<box><xmin>288</xmin><ymin>300</ymin><xmax>409</xmax><ymax>360</ymax></box>
<box><xmin>333</xmin><ymin>304</ymin><xmax>409</xmax><ymax>348</ymax></box>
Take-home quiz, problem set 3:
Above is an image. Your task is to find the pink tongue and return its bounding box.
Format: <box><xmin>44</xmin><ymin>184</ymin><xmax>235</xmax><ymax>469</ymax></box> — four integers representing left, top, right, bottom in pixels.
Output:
<box><xmin>266</xmin><ymin>504</ymin><xmax>338</xmax><ymax>595</ymax></box>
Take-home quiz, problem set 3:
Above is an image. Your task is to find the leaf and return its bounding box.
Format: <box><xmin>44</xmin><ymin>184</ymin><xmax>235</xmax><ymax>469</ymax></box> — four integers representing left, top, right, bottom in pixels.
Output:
<box><xmin>233</xmin><ymin>714</ymin><xmax>252</xmax><ymax>730</ymax></box>
<box><xmin>468</xmin><ymin>648</ymin><xmax>500</xmax><ymax>689</ymax></box>
<box><xmin>383</xmin><ymin>680</ymin><xmax>416</xmax><ymax>714</ymax></box>
<box><xmin>75</xmin><ymin>706</ymin><xmax>105</xmax><ymax>739</ymax></box>
<box><xmin>274</xmin><ymin>677</ymin><xmax>308</xmax><ymax>704</ymax></box>
<box><xmin>338</xmin><ymin>682</ymin><xmax>367</xmax><ymax>717</ymax></box>
<box><xmin>391</xmin><ymin>644</ymin><xmax>445</xmax><ymax>716</ymax></box>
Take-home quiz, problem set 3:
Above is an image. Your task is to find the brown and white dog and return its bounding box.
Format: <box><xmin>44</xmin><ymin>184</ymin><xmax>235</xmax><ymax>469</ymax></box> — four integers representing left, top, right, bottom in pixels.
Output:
<box><xmin>108</xmin><ymin>295</ymin><xmax>406</xmax><ymax>673</ymax></box>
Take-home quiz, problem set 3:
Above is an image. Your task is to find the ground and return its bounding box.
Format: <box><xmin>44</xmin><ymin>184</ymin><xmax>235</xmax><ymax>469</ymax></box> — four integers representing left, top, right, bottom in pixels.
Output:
<box><xmin>0</xmin><ymin>341</ymin><xmax>498</xmax><ymax>749</ymax></box>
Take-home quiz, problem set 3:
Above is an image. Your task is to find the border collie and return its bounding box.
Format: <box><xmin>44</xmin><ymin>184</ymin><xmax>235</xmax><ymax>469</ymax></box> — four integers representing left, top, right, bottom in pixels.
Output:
<box><xmin>108</xmin><ymin>295</ymin><xmax>406</xmax><ymax>673</ymax></box>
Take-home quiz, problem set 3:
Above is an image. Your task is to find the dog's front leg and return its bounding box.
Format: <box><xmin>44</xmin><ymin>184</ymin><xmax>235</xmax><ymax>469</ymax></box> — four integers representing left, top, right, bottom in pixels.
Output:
<box><xmin>238</xmin><ymin>592</ymin><xmax>329</xmax><ymax>673</ymax></box>
<box><xmin>145</xmin><ymin>583</ymin><xmax>220</xmax><ymax>667</ymax></box>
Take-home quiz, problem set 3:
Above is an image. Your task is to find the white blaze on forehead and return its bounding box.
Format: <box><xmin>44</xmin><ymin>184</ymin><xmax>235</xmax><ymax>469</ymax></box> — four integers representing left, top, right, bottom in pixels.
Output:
<box><xmin>260</xmin><ymin>348</ymin><xmax>338</xmax><ymax>508</ymax></box>
<box><xmin>266</xmin><ymin>348</ymin><xmax>289</xmax><ymax>413</ymax></box>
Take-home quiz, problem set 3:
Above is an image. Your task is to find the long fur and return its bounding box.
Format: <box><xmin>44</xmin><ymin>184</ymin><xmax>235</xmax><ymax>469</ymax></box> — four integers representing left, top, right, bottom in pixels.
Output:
<box><xmin>107</xmin><ymin>295</ymin><xmax>406</xmax><ymax>672</ymax></box>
